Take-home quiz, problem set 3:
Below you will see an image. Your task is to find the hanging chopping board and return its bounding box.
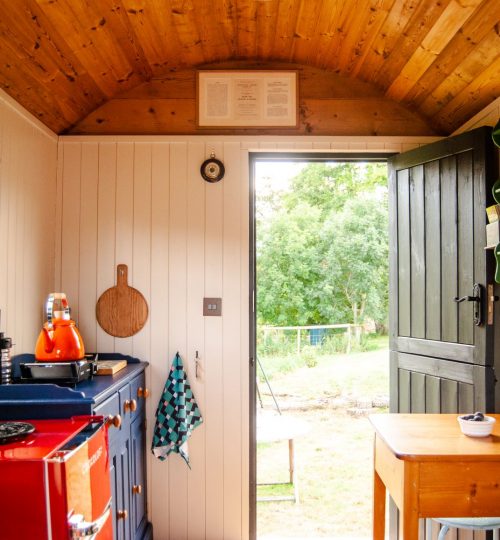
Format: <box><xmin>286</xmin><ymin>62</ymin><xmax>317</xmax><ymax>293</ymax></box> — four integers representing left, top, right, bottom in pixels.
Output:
<box><xmin>96</xmin><ymin>264</ymin><xmax>148</xmax><ymax>337</ymax></box>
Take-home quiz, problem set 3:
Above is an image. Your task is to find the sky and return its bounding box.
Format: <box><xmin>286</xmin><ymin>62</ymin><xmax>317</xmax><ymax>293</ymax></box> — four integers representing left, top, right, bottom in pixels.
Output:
<box><xmin>255</xmin><ymin>161</ymin><xmax>307</xmax><ymax>192</ymax></box>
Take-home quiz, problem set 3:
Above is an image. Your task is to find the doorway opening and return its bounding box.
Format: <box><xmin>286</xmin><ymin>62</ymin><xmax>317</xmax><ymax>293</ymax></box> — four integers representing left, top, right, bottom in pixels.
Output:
<box><xmin>249</xmin><ymin>154</ymin><xmax>392</xmax><ymax>540</ymax></box>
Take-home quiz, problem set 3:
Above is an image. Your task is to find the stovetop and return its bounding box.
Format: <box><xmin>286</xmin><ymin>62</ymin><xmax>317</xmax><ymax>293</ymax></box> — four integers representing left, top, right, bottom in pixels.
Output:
<box><xmin>0</xmin><ymin>417</ymin><xmax>98</xmax><ymax>459</ymax></box>
<box><xmin>17</xmin><ymin>354</ymin><xmax>98</xmax><ymax>386</ymax></box>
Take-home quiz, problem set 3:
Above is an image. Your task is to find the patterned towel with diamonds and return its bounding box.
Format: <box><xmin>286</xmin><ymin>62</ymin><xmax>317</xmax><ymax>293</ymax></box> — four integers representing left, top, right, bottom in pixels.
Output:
<box><xmin>151</xmin><ymin>352</ymin><xmax>203</xmax><ymax>467</ymax></box>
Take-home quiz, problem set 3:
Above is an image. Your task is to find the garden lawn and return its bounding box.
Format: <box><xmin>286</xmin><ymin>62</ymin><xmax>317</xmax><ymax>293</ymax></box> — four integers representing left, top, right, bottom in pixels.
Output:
<box><xmin>257</xmin><ymin>344</ymin><xmax>389</xmax><ymax>538</ymax></box>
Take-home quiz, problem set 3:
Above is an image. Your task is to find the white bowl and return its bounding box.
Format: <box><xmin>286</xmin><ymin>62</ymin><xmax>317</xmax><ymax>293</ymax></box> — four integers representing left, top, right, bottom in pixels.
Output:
<box><xmin>457</xmin><ymin>415</ymin><xmax>496</xmax><ymax>437</ymax></box>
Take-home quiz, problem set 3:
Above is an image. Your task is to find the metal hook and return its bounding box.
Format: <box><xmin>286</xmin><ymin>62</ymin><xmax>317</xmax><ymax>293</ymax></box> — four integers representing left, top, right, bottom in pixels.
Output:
<box><xmin>195</xmin><ymin>350</ymin><xmax>200</xmax><ymax>379</ymax></box>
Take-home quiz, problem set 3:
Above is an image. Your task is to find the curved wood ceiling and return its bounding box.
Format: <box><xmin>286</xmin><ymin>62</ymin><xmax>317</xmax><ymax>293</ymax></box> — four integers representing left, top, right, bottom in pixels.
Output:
<box><xmin>0</xmin><ymin>0</ymin><xmax>498</xmax><ymax>135</ymax></box>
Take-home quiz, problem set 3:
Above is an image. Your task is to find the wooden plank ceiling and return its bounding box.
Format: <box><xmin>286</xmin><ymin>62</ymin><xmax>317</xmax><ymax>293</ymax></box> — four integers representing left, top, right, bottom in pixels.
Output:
<box><xmin>0</xmin><ymin>0</ymin><xmax>498</xmax><ymax>135</ymax></box>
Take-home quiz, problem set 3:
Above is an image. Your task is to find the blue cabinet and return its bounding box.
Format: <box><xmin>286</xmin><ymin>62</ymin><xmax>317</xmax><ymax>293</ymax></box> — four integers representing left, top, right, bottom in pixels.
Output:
<box><xmin>0</xmin><ymin>353</ymin><xmax>153</xmax><ymax>540</ymax></box>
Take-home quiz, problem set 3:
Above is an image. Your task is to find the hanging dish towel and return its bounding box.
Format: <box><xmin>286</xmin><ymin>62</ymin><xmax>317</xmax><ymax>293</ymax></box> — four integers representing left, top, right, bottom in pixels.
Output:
<box><xmin>151</xmin><ymin>352</ymin><xmax>203</xmax><ymax>467</ymax></box>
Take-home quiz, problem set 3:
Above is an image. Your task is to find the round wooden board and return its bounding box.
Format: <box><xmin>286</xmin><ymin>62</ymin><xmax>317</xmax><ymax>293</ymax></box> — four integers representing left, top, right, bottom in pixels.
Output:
<box><xmin>96</xmin><ymin>264</ymin><xmax>149</xmax><ymax>338</ymax></box>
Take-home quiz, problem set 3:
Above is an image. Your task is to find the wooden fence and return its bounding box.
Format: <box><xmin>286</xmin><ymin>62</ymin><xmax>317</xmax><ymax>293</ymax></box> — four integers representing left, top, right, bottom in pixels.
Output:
<box><xmin>261</xmin><ymin>324</ymin><xmax>363</xmax><ymax>354</ymax></box>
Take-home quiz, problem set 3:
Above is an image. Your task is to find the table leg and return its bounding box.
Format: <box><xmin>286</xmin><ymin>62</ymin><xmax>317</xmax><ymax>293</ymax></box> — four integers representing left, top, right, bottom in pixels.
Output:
<box><xmin>288</xmin><ymin>439</ymin><xmax>299</xmax><ymax>504</ymax></box>
<box><xmin>373</xmin><ymin>469</ymin><xmax>386</xmax><ymax>540</ymax></box>
<box><xmin>400</xmin><ymin>461</ymin><xmax>420</xmax><ymax>540</ymax></box>
<box><xmin>399</xmin><ymin>508</ymin><xmax>419</xmax><ymax>540</ymax></box>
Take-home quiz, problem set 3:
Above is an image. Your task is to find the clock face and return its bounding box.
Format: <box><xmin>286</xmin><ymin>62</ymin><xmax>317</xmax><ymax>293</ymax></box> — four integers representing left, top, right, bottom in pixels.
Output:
<box><xmin>201</xmin><ymin>158</ymin><xmax>225</xmax><ymax>183</ymax></box>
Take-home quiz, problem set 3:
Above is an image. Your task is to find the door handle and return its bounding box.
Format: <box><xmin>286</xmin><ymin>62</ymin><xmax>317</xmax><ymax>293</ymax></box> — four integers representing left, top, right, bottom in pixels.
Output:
<box><xmin>453</xmin><ymin>295</ymin><xmax>479</xmax><ymax>303</ymax></box>
<box><xmin>68</xmin><ymin>499</ymin><xmax>111</xmax><ymax>539</ymax></box>
<box><xmin>453</xmin><ymin>283</ymin><xmax>483</xmax><ymax>326</ymax></box>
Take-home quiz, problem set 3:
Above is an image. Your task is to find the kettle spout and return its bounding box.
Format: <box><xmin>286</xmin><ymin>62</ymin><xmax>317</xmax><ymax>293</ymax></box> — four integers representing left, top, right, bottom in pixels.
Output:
<box><xmin>42</xmin><ymin>326</ymin><xmax>55</xmax><ymax>353</ymax></box>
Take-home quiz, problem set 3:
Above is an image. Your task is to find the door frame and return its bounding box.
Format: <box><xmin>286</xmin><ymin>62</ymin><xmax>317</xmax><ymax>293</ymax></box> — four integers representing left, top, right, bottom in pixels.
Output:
<box><xmin>248</xmin><ymin>151</ymin><xmax>394</xmax><ymax>540</ymax></box>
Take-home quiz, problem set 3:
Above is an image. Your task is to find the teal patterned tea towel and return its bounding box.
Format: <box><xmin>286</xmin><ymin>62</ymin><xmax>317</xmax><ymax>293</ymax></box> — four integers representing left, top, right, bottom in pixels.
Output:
<box><xmin>151</xmin><ymin>352</ymin><xmax>203</xmax><ymax>467</ymax></box>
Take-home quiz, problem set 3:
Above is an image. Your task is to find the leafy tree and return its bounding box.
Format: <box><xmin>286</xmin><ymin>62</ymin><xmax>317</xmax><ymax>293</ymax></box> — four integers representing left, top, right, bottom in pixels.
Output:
<box><xmin>320</xmin><ymin>195</ymin><xmax>388</xmax><ymax>327</ymax></box>
<box><xmin>257</xmin><ymin>202</ymin><xmax>323</xmax><ymax>325</ymax></box>
<box><xmin>256</xmin><ymin>161</ymin><xmax>388</xmax><ymax>330</ymax></box>
<box><xmin>284</xmin><ymin>162</ymin><xmax>386</xmax><ymax>216</ymax></box>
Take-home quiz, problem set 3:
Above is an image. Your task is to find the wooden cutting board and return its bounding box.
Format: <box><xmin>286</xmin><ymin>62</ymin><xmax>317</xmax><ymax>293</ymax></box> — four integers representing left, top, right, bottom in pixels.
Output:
<box><xmin>96</xmin><ymin>264</ymin><xmax>148</xmax><ymax>337</ymax></box>
<box><xmin>96</xmin><ymin>360</ymin><xmax>127</xmax><ymax>375</ymax></box>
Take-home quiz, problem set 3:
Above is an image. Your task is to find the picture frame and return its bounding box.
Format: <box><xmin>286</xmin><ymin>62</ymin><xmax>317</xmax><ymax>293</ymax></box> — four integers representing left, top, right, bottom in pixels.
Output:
<box><xmin>197</xmin><ymin>70</ymin><xmax>298</xmax><ymax>128</ymax></box>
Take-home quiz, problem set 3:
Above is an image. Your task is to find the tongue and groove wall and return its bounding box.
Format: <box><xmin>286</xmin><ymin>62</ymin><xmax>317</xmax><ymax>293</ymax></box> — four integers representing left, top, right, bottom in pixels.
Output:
<box><xmin>0</xmin><ymin>91</ymin><xmax>57</xmax><ymax>354</ymax></box>
<box><xmin>56</xmin><ymin>133</ymin><xmax>437</xmax><ymax>540</ymax></box>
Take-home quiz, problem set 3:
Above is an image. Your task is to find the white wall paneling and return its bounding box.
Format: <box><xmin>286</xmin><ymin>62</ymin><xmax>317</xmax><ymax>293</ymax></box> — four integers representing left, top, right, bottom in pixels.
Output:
<box><xmin>97</xmin><ymin>143</ymin><xmax>118</xmax><ymax>353</ymax></box>
<box><xmin>0</xmin><ymin>90</ymin><xmax>57</xmax><ymax>354</ymax></box>
<box><xmin>115</xmin><ymin>142</ymin><xmax>135</xmax><ymax>356</ymax></box>
<box><xmin>57</xmin><ymin>134</ymin><xmax>437</xmax><ymax>539</ymax></box>
<box><xmin>186</xmin><ymin>141</ymin><xmax>206</xmax><ymax>540</ymax></box>
<box><xmin>222</xmin><ymin>141</ymin><xmax>244</xmax><ymax>539</ymax></box>
<box><xmin>149</xmin><ymin>142</ymin><xmax>171</xmax><ymax>536</ymax></box>
<box><xmin>167</xmin><ymin>142</ymin><xmax>189</xmax><ymax>539</ymax></box>
<box><xmin>78</xmin><ymin>143</ymin><xmax>99</xmax><ymax>351</ymax></box>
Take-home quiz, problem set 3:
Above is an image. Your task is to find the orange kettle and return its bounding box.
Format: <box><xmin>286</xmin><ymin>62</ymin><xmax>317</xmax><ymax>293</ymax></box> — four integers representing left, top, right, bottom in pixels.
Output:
<box><xmin>35</xmin><ymin>293</ymin><xmax>85</xmax><ymax>362</ymax></box>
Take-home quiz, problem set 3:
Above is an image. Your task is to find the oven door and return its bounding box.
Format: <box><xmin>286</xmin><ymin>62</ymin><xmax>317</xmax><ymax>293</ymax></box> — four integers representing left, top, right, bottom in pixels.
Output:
<box><xmin>47</xmin><ymin>418</ymin><xmax>112</xmax><ymax>540</ymax></box>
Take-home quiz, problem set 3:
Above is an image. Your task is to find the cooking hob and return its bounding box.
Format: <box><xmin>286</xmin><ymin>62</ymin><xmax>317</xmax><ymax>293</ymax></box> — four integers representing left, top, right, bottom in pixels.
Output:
<box><xmin>18</xmin><ymin>354</ymin><xmax>98</xmax><ymax>386</ymax></box>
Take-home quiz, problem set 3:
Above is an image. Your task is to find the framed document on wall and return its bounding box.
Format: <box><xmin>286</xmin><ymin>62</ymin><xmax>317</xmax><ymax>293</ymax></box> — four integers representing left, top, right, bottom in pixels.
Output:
<box><xmin>197</xmin><ymin>71</ymin><xmax>298</xmax><ymax>128</ymax></box>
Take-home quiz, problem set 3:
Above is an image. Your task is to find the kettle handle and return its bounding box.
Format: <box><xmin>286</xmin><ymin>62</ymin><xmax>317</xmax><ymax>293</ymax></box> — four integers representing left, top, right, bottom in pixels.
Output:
<box><xmin>46</xmin><ymin>293</ymin><xmax>69</xmax><ymax>329</ymax></box>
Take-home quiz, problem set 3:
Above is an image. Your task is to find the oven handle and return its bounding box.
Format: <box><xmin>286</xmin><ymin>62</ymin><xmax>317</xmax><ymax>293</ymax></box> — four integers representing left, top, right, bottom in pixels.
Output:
<box><xmin>68</xmin><ymin>499</ymin><xmax>112</xmax><ymax>539</ymax></box>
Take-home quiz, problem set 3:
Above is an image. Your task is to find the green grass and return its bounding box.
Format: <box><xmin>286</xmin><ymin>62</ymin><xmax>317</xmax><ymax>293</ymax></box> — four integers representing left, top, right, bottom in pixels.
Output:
<box><xmin>259</xmin><ymin>346</ymin><xmax>389</xmax><ymax>404</ymax></box>
<box><xmin>258</xmin><ymin>334</ymin><xmax>389</xmax><ymax>382</ymax></box>
<box><xmin>257</xmin><ymin>345</ymin><xmax>389</xmax><ymax>538</ymax></box>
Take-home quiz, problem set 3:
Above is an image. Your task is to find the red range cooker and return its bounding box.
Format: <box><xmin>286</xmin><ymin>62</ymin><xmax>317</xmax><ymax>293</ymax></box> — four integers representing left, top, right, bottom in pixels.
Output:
<box><xmin>0</xmin><ymin>415</ymin><xmax>112</xmax><ymax>540</ymax></box>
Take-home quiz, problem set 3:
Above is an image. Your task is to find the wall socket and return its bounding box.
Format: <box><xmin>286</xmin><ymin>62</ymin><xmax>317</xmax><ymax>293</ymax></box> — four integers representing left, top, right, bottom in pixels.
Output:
<box><xmin>203</xmin><ymin>297</ymin><xmax>222</xmax><ymax>316</ymax></box>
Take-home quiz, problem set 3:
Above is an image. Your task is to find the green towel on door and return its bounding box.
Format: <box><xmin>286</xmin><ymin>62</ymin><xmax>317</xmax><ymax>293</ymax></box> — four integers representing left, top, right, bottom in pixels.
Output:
<box><xmin>151</xmin><ymin>352</ymin><xmax>203</xmax><ymax>467</ymax></box>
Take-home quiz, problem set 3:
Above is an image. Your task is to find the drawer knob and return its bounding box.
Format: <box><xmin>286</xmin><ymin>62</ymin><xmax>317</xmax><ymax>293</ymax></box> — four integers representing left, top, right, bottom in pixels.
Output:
<box><xmin>124</xmin><ymin>399</ymin><xmax>137</xmax><ymax>413</ymax></box>
<box><xmin>117</xmin><ymin>509</ymin><xmax>128</xmax><ymax>520</ymax></box>
<box><xmin>107</xmin><ymin>414</ymin><xmax>122</xmax><ymax>429</ymax></box>
<box><xmin>137</xmin><ymin>387</ymin><xmax>150</xmax><ymax>399</ymax></box>
<box><xmin>132</xmin><ymin>484</ymin><xmax>142</xmax><ymax>495</ymax></box>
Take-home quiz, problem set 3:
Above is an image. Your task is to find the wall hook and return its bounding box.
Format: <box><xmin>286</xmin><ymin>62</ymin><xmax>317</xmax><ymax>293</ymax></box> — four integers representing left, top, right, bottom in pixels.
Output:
<box><xmin>195</xmin><ymin>350</ymin><xmax>201</xmax><ymax>379</ymax></box>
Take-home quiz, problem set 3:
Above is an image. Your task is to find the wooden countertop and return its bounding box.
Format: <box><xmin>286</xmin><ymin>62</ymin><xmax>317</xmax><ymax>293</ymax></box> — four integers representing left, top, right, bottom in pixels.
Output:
<box><xmin>369</xmin><ymin>413</ymin><xmax>500</xmax><ymax>461</ymax></box>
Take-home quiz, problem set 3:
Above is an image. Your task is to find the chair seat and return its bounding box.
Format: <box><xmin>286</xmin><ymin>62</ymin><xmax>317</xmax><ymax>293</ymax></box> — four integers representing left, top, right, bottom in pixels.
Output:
<box><xmin>435</xmin><ymin>517</ymin><xmax>500</xmax><ymax>530</ymax></box>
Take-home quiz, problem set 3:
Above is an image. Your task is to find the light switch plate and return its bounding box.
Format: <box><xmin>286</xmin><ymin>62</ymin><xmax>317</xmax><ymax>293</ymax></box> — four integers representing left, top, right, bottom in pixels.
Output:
<box><xmin>203</xmin><ymin>297</ymin><xmax>222</xmax><ymax>316</ymax></box>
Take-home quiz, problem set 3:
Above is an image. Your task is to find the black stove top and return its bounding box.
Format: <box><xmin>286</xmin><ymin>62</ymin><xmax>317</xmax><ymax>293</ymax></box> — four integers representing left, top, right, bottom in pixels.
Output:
<box><xmin>18</xmin><ymin>354</ymin><xmax>98</xmax><ymax>386</ymax></box>
<box><xmin>0</xmin><ymin>421</ymin><xmax>35</xmax><ymax>444</ymax></box>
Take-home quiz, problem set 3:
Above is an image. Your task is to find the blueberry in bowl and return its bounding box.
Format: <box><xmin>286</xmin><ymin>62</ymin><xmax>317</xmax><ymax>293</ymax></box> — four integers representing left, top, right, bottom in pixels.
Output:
<box><xmin>458</xmin><ymin>412</ymin><xmax>495</xmax><ymax>437</ymax></box>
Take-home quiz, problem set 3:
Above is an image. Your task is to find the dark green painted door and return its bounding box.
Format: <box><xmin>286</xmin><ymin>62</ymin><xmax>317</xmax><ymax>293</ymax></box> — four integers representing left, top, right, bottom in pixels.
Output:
<box><xmin>388</xmin><ymin>127</ymin><xmax>497</xmax><ymax>540</ymax></box>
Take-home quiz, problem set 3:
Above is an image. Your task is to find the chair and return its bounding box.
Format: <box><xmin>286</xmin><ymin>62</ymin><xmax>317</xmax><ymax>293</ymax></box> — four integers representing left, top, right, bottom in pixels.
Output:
<box><xmin>435</xmin><ymin>517</ymin><xmax>500</xmax><ymax>539</ymax></box>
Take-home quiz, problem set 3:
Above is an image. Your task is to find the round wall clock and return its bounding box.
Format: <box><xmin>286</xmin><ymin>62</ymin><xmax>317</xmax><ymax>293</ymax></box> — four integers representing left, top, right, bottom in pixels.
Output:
<box><xmin>201</xmin><ymin>153</ymin><xmax>225</xmax><ymax>183</ymax></box>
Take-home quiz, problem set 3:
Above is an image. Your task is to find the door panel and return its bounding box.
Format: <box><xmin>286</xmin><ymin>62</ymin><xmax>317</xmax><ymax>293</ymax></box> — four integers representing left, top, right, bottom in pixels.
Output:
<box><xmin>425</xmin><ymin>160</ymin><xmax>441</xmax><ymax>341</ymax></box>
<box><xmin>389</xmin><ymin>127</ymin><xmax>496</xmax><ymax>540</ymax></box>
<box><xmin>410</xmin><ymin>164</ymin><xmax>425</xmax><ymax>339</ymax></box>
<box><xmin>390</xmin><ymin>128</ymin><xmax>495</xmax><ymax>383</ymax></box>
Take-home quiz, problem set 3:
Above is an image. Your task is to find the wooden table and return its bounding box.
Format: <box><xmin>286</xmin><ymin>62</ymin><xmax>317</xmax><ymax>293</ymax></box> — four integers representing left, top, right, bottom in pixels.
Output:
<box><xmin>370</xmin><ymin>413</ymin><xmax>500</xmax><ymax>540</ymax></box>
<box><xmin>257</xmin><ymin>412</ymin><xmax>308</xmax><ymax>503</ymax></box>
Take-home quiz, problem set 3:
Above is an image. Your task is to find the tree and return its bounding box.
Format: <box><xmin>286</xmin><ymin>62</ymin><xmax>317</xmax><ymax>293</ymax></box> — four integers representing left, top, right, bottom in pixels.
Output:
<box><xmin>256</xmin><ymin>162</ymin><xmax>389</xmax><ymax>329</ymax></box>
<box><xmin>257</xmin><ymin>202</ymin><xmax>323</xmax><ymax>325</ymax></box>
<box><xmin>320</xmin><ymin>195</ymin><xmax>389</xmax><ymax>328</ymax></box>
<box><xmin>284</xmin><ymin>162</ymin><xmax>386</xmax><ymax>216</ymax></box>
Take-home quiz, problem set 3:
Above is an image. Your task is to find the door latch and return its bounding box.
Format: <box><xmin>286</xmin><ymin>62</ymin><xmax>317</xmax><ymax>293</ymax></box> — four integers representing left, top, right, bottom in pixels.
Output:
<box><xmin>487</xmin><ymin>284</ymin><xmax>499</xmax><ymax>325</ymax></box>
<box><xmin>453</xmin><ymin>283</ymin><xmax>483</xmax><ymax>326</ymax></box>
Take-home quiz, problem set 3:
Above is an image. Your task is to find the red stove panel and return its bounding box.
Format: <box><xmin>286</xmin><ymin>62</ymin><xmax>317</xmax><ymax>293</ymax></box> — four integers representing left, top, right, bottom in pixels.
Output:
<box><xmin>0</xmin><ymin>416</ymin><xmax>112</xmax><ymax>540</ymax></box>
